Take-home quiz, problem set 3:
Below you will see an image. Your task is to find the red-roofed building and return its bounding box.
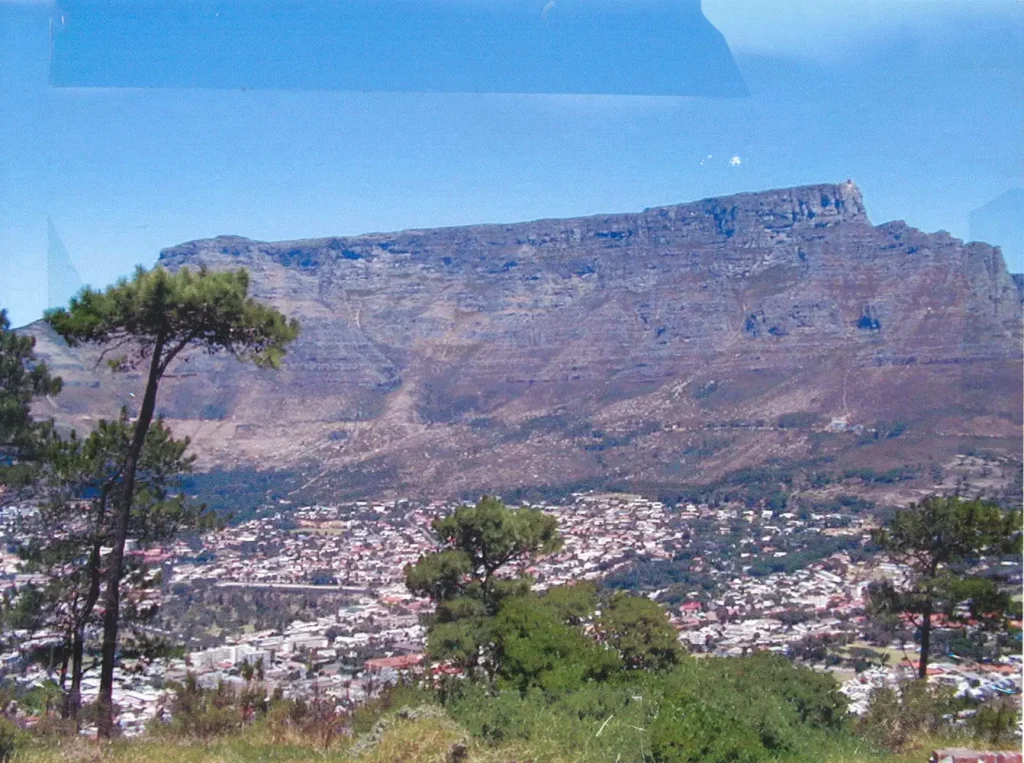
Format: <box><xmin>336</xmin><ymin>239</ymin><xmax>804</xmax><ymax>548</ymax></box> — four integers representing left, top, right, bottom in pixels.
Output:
<box><xmin>364</xmin><ymin>653</ymin><xmax>424</xmax><ymax>671</ymax></box>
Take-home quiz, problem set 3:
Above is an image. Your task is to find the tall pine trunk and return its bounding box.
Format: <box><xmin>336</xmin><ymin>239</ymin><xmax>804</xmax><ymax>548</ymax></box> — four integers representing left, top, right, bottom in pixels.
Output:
<box><xmin>918</xmin><ymin>599</ymin><xmax>933</xmax><ymax>679</ymax></box>
<box><xmin>58</xmin><ymin>639</ymin><xmax>71</xmax><ymax>718</ymax></box>
<box><xmin>68</xmin><ymin>625</ymin><xmax>87</xmax><ymax>721</ymax></box>
<box><xmin>69</xmin><ymin>530</ymin><xmax>105</xmax><ymax>724</ymax></box>
<box><xmin>96</xmin><ymin>336</ymin><xmax>164</xmax><ymax>738</ymax></box>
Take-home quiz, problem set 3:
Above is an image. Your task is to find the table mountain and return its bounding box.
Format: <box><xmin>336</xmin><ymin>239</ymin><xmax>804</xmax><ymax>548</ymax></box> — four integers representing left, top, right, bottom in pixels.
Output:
<box><xmin>24</xmin><ymin>182</ymin><xmax>1023</xmax><ymax>500</ymax></box>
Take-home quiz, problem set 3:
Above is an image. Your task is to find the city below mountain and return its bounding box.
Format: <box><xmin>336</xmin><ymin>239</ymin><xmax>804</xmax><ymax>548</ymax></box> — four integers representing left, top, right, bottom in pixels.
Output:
<box><xmin>23</xmin><ymin>181</ymin><xmax>1023</xmax><ymax>502</ymax></box>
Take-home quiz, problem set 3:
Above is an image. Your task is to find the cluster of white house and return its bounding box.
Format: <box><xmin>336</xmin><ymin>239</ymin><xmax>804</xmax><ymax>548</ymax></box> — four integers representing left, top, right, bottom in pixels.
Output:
<box><xmin>1</xmin><ymin>494</ymin><xmax>1020</xmax><ymax>732</ymax></box>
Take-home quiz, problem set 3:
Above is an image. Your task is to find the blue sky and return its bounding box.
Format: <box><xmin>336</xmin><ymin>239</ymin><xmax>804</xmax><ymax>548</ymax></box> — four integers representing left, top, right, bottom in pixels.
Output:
<box><xmin>1</xmin><ymin>0</ymin><xmax>1021</xmax><ymax>327</ymax></box>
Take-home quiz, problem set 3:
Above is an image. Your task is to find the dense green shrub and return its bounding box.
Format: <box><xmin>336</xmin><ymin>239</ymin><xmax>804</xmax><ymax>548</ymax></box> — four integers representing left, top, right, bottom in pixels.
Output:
<box><xmin>444</xmin><ymin>680</ymin><xmax>661</xmax><ymax>761</ymax></box>
<box><xmin>649</xmin><ymin>654</ymin><xmax>848</xmax><ymax>763</ymax></box>
<box><xmin>492</xmin><ymin>595</ymin><xmax>620</xmax><ymax>694</ymax></box>
<box><xmin>439</xmin><ymin>653</ymin><xmax>853</xmax><ymax>763</ymax></box>
<box><xmin>0</xmin><ymin>718</ymin><xmax>22</xmax><ymax>763</ymax></box>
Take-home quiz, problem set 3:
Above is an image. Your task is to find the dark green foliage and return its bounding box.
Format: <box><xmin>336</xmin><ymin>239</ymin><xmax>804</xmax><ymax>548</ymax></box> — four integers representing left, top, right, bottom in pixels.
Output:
<box><xmin>439</xmin><ymin>653</ymin><xmax>852</xmax><ymax>763</ymax></box>
<box><xmin>401</xmin><ymin>500</ymin><xmax>862</xmax><ymax>763</ymax></box>
<box><xmin>808</xmin><ymin>471</ymin><xmax>833</xmax><ymax>488</ymax></box>
<box><xmin>835</xmin><ymin>493</ymin><xmax>875</xmax><ymax>511</ymax></box>
<box><xmin>0</xmin><ymin>309</ymin><xmax>61</xmax><ymax>484</ymax></box>
<box><xmin>842</xmin><ymin>466</ymin><xmax>917</xmax><ymax>484</ymax></box>
<box><xmin>5</xmin><ymin>411</ymin><xmax>211</xmax><ymax>723</ymax></box>
<box><xmin>869</xmin><ymin>495</ymin><xmax>1022</xmax><ymax>677</ymax></box>
<box><xmin>0</xmin><ymin>309</ymin><xmax>62</xmax><ymax>445</ymax></box>
<box><xmin>605</xmin><ymin>557</ymin><xmax>720</xmax><ymax>594</ymax></box>
<box><xmin>596</xmin><ymin>592</ymin><xmax>683</xmax><ymax>671</ymax></box>
<box><xmin>747</xmin><ymin>534</ymin><xmax>861</xmax><ymax>577</ymax></box>
<box><xmin>180</xmin><ymin>468</ymin><xmax>303</xmax><ymax>522</ymax></box>
<box><xmin>491</xmin><ymin>595</ymin><xmax>620</xmax><ymax>694</ymax></box>
<box><xmin>45</xmin><ymin>266</ymin><xmax>299</xmax><ymax>372</ymax></box>
<box><xmin>430</xmin><ymin>497</ymin><xmax>561</xmax><ymax>591</ymax></box>
<box><xmin>405</xmin><ymin>496</ymin><xmax>563</xmax><ymax>674</ymax></box>
<box><xmin>407</xmin><ymin>496</ymin><xmax>560</xmax><ymax>616</ymax></box>
<box><xmin>650</xmin><ymin>654</ymin><xmax>848</xmax><ymax>763</ymax></box>
<box><xmin>405</xmin><ymin>549</ymin><xmax>472</xmax><ymax>602</ymax></box>
<box><xmin>445</xmin><ymin>680</ymin><xmax>662</xmax><ymax>754</ymax></box>
<box><xmin>539</xmin><ymin>580</ymin><xmax>598</xmax><ymax>625</ymax></box>
<box><xmin>425</xmin><ymin>616</ymin><xmax>493</xmax><ymax>672</ymax></box>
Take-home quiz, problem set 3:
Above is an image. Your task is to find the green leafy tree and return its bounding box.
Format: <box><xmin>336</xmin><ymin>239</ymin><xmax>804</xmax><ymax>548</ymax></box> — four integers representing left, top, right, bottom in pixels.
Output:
<box><xmin>45</xmin><ymin>266</ymin><xmax>297</xmax><ymax>735</ymax></box>
<box><xmin>596</xmin><ymin>592</ymin><xmax>684</xmax><ymax>671</ymax></box>
<box><xmin>404</xmin><ymin>549</ymin><xmax>472</xmax><ymax>603</ymax></box>
<box><xmin>490</xmin><ymin>595</ymin><xmax>620</xmax><ymax>695</ymax></box>
<box><xmin>539</xmin><ymin>581</ymin><xmax>598</xmax><ymax>626</ymax></box>
<box><xmin>0</xmin><ymin>308</ymin><xmax>61</xmax><ymax>486</ymax></box>
<box><xmin>869</xmin><ymin>495</ymin><xmax>1021</xmax><ymax>678</ymax></box>
<box><xmin>11</xmin><ymin>412</ymin><xmax>209</xmax><ymax>723</ymax></box>
<box><xmin>425</xmin><ymin>495</ymin><xmax>561</xmax><ymax>611</ymax></box>
<box><xmin>405</xmin><ymin>496</ymin><xmax>562</xmax><ymax>676</ymax></box>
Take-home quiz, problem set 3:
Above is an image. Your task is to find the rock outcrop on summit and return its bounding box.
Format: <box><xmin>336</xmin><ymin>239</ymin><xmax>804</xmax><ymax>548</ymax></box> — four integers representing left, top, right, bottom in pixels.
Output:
<box><xmin>24</xmin><ymin>182</ymin><xmax>1023</xmax><ymax>499</ymax></box>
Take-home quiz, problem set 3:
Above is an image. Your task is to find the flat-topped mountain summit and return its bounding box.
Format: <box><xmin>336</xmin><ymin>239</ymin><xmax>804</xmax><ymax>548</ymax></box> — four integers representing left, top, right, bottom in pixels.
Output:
<box><xmin>24</xmin><ymin>182</ymin><xmax>1023</xmax><ymax>500</ymax></box>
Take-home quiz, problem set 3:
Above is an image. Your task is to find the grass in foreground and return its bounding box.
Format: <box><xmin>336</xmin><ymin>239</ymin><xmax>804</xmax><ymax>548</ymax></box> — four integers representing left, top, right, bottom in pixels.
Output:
<box><xmin>8</xmin><ymin>712</ymin><xmax>981</xmax><ymax>763</ymax></box>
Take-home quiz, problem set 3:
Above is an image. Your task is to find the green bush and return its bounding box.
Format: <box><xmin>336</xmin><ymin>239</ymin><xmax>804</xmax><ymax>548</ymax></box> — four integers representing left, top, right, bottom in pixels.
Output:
<box><xmin>857</xmin><ymin>680</ymin><xmax>958</xmax><ymax>751</ymax></box>
<box><xmin>492</xmin><ymin>595</ymin><xmax>620</xmax><ymax>694</ymax></box>
<box><xmin>444</xmin><ymin>680</ymin><xmax>661</xmax><ymax>761</ymax></box>
<box><xmin>967</xmin><ymin>696</ymin><xmax>1019</xmax><ymax>745</ymax></box>
<box><xmin>0</xmin><ymin>717</ymin><xmax>22</xmax><ymax>763</ymax></box>
<box><xmin>439</xmin><ymin>653</ymin><xmax>853</xmax><ymax>763</ymax></box>
<box><xmin>151</xmin><ymin>674</ymin><xmax>245</xmax><ymax>738</ymax></box>
<box><xmin>651</xmin><ymin>698</ymin><xmax>768</xmax><ymax>763</ymax></box>
<box><xmin>649</xmin><ymin>654</ymin><xmax>848</xmax><ymax>763</ymax></box>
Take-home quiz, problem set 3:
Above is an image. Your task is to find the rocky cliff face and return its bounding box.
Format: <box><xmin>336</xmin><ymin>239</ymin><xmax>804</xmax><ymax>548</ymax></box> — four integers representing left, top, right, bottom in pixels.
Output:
<box><xmin>25</xmin><ymin>182</ymin><xmax>1023</xmax><ymax>499</ymax></box>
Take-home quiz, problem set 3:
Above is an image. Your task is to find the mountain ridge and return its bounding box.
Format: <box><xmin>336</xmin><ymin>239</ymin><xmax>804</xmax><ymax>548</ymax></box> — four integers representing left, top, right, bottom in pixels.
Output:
<box><xmin>164</xmin><ymin>180</ymin><xmax>869</xmax><ymax>249</ymax></box>
<box><xmin>24</xmin><ymin>181</ymin><xmax>1023</xmax><ymax>501</ymax></box>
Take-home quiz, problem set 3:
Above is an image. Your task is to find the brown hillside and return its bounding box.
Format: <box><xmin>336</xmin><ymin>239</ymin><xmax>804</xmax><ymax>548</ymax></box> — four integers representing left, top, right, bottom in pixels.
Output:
<box><xmin>24</xmin><ymin>182</ymin><xmax>1023</xmax><ymax>499</ymax></box>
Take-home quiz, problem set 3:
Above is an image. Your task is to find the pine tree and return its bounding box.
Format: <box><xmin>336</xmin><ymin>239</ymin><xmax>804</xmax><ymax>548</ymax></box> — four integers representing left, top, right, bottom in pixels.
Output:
<box><xmin>18</xmin><ymin>412</ymin><xmax>210</xmax><ymax>722</ymax></box>
<box><xmin>0</xmin><ymin>308</ymin><xmax>62</xmax><ymax>487</ymax></box>
<box><xmin>869</xmin><ymin>495</ymin><xmax>1021</xmax><ymax>678</ymax></box>
<box><xmin>45</xmin><ymin>266</ymin><xmax>297</xmax><ymax>735</ymax></box>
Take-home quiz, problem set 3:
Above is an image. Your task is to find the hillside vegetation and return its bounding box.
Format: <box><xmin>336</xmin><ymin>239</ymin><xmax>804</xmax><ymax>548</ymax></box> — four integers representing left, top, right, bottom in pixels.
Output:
<box><xmin>4</xmin><ymin>674</ymin><xmax>1013</xmax><ymax>763</ymax></box>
